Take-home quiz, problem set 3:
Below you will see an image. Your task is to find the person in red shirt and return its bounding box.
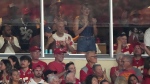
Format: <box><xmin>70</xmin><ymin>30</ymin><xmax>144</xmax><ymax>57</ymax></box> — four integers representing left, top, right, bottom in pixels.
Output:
<box><xmin>80</xmin><ymin>51</ymin><xmax>97</xmax><ymax>84</ymax></box>
<box><xmin>114</xmin><ymin>32</ymin><xmax>134</xmax><ymax>54</ymax></box>
<box><xmin>48</xmin><ymin>48</ymin><xmax>67</xmax><ymax>78</ymax></box>
<box><xmin>19</xmin><ymin>55</ymin><xmax>33</xmax><ymax>83</ymax></box>
<box><xmin>29</xmin><ymin>46</ymin><xmax>48</xmax><ymax>72</ymax></box>
<box><xmin>110</xmin><ymin>53</ymin><xmax>123</xmax><ymax>84</ymax></box>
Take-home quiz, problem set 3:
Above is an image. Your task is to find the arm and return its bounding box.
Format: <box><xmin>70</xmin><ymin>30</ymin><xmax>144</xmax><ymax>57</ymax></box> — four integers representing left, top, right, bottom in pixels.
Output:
<box><xmin>0</xmin><ymin>39</ymin><xmax>8</xmax><ymax>53</ymax></box>
<box><xmin>115</xmin><ymin>37</ymin><xmax>122</xmax><ymax>54</ymax></box>
<box><xmin>45</xmin><ymin>36</ymin><xmax>54</xmax><ymax>49</ymax></box>
<box><xmin>65</xmin><ymin>36</ymin><xmax>75</xmax><ymax>52</ymax></box>
<box><xmin>80</xmin><ymin>70</ymin><xmax>87</xmax><ymax>84</ymax></box>
<box><xmin>10</xmin><ymin>37</ymin><xmax>21</xmax><ymax>53</ymax></box>
<box><xmin>73</xmin><ymin>16</ymin><xmax>87</xmax><ymax>36</ymax></box>
<box><xmin>140</xmin><ymin>43</ymin><xmax>150</xmax><ymax>56</ymax></box>
<box><xmin>92</xmin><ymin>18</ymin><xmax>98</xmax><ymax>36</ymax></box>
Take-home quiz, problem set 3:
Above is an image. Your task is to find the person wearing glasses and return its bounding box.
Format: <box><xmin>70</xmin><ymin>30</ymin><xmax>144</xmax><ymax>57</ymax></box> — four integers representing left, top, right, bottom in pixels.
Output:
<box><xmin>119</xmin><ymin>55</ymin><xmax>142</xmax><ymax>82</ymax></box>
<box><xmin>80</xmin><ymin>51</ymin><xmax>97</xmax><ymax>84</ymax></box>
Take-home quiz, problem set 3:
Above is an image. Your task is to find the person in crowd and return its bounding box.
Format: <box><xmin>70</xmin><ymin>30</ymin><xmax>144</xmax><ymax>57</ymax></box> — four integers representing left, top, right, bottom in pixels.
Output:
<box><xmin>144</xmin><ymin>27</ymin><xmax>150</xmax><ymax>50</ymax></box>
<box><xmin>28</xmin><ymin>65</ymin><xmax>47</xmax><ymax>84</ymax></box>
<box><xmin>8</xmin><ymin>55</ymin><xmax>21</xmax><ymax>70</ymax></box>
<box><xmin>85</xmin><ymin>74</ymin><xmax>99</xmax><ymax>84</ymax></box>
<box><xmin>80</xmin><ymin>51</ymin><xmax>97</xmax><ymax>84</ymax></box>
<box><xmin>110</xmin><ymin>53</ymin><xmax>123</xmax><ymax>84</ymax></box>
<box><xmin>19</xmin><ymin>55</ymin><xmax>33</xmax><ymax>83</ymax></box>
<box><xmin>0</xmin><ymin>24</ymin><xmax>21</xmax><ymax>53</ymax></box>
<box><xmin>142</xmin><ymin>57</ymin><xmax>150</xmax><ymax>84</ymax></box>
<box><xmin>45</xmin><ymin>18</ymin><xmax>75</xmax><ymax>53</ymax></box>
<box><xmin>119</xmin><ymin>55</ymin><xmax>142</xmax><ymax>82</ymax></box>
<box><xmin>92</xmin><ymin>64</ymin><xmax>110</xmax><ymax>83</ymax></box>
<box><xmin>44</xmin><ymin>70</ymin><xmax>57</xmax><ymax>83</ymax></box>
<box><xmin>73</xmin><ymin>3</ymin><xmax>97</xmax><ymax>54</ymax></box>
<box><xmin>48</xmin><ymin>75</ymin><xmax>60</xmax><ymax>84</ymax></box>
<box><xmin>128</xmin><ymin>74</ymin><xmax>140</xmax><ymax>84</ymax></box>
<box><xmin>9</xmin><ymin>69</ymin><xmax>23</xmax><ymax>84</ymax></box>
<box><xmin>114</xmin><ymin>32</ymin><xmax>134</xmax><ymax>54</ymax></box>
<box><xmin>0</xmin><ymin>59</ymin><xmax>12</xmax><ymax>84</ymax></box>
<box><xmin>100</xmin><ymin>80</ymin><xmax>110</xmax><ymax>84</ymax></box>
<box><xmin>132</xmin><ymin>43</ymin><xmax>150</xmax><ymax>73</ymax></box>
<box><xmin>61</xmin><ymin>62</ymin><xmax>80</xmax><ymax>84</ymax></box>
<box><xmin>29</xmin><ymin>46</ymin><xmax>48</xmax><ymax>72</ymax></box>
<box><xmin>114</xmin><ymin>76</ymin><xmax>127</xmax><ymax>84</ymax></box>
<box><xmin>48</xmin><ymin>48</ymin><xmax>66</xmax><ymax>78</ymax></box>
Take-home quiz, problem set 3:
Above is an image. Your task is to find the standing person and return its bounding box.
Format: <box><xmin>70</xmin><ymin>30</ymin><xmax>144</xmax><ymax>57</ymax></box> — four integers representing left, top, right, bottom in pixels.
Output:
<box><xmin>0</xmin><ymin>24</ymin><xmax>21</xmax><ymax>53</ymax></box>
<box><xmin>29</xmin><ymin>46</ymin><xmax>48</xmax><ymax>72</ymax></box>
<box><xmin>0</xmin><ymin>59</ymin><xmax>12</xmax><ymax>84</ymax></box>
<box><xmin>73</xmin><ymin>3</ymin><xmax>97</xmax><ymax>54</ymax></box>
<box><xmin>8</xmin><ymin>55</ymin><xmax>21</xmax><ymax>70</ymax></box>
<box><xmin>80</xmin><ymin>51</ymin><xmax>97</xmax><ymax>84</ymax></box>
<box><xmin>28</xmin><ymin>65</ymin><xmax>47</xmax><ymax>84</ymax></box>
<box><xmin>19</xmin><ymin>55</ymin><xmax>33</xmax><ymax>83</ymax></box>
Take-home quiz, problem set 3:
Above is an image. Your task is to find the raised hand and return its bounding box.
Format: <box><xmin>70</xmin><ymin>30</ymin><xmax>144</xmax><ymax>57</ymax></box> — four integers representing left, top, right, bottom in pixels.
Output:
<box><xmin>117</xmin><ymin>37</ymin><xmax>122</xmax><ymax>45</ymax></box>
<box><xmin>139</xmin><ymin>43</ymin><xmax>146</xmax><ymax>50</ymax></box>
<box><xmin>65</xmin><ymin>36</ymin><xmax>72</xmax><ymax>45</ymax></box>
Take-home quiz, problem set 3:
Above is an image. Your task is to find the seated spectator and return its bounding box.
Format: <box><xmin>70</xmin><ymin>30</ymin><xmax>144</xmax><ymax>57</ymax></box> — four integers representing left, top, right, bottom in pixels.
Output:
<box><xmin>100</xmin><ymin>80</ymin><xmax>110</xmax><ymax>84</ymax></box>
<box><xmin>128</xmin><ymin>74</ymin><xmax>140</xmax><ymax>84</ymax></box>
<box><xmin>119</xmin><ymin>55</ymin><xmax>142</xmax><ymax>82</ymax></box>
<box><xmin>85</xmin><ymin>74</ymin><xmax>98</xmax><ymax>84</ymax></box>
<box><xmin>0</xmin><ymin>59</ymin><xmax>12</xmax><ymax>84</ymax></box>
<box><xmin>80</xmin><ymin>51</ymin><xmax>97</xmax><ymax>84</ymax></box>
<box><xmin>61</xmin><ymin>62</ymin><xmax>80</xmax><ymax>84</ymax></box>
<box><xmin>48</xmin><ymin>48</ymin><xmax>66</xmax><ymax>78</ymax></box>
<box><xmin>64</xmin><ymin>71</ymin><xmax>79</xmax><ymax>84</ymax></box>
<box><xmin>48</xmin><ymin>75</ymin><xmax>61</xmax><ymax>84</ymax></box>
<box><xmin>92</xmin><ymin>64</ymin><xmax>109</xmax><ymax>83</ymax></box>
<box><xmin>114</xmin><ymin>32</ymin><xmax>134</xmax><ymax>54</ymax></box>
<box><xmin>110</xmin><ymin>53</ymin><xmax>123</xmax><ymax>84</ymax></box>
<box><xmin>0</xmin><ymin>24</ymin><xmax>21</xmax><ymax>53</ymax></box>
<box><xmin>45</xmin><ymin>18</ymin><xmax>75</xmax><ymax>53</ymax></box>
<box><xmin>28</xmin><ymin>65</ymin><xmax>47</xmax><ymax>84</ymax></box>
<box><xmin>114</xmin><ymin>76</ymin><xmax>127</xmax><ymax>84</ymax></box>
<box><xmin>19</xmin><ymin>55</ymin><xmax>33</xmax><ymax>83</ymax></box>
<box><xmin>29</xmin><ymin>46</ymin><xmax>48</xmax><ymax>72</ymax></box>
<box><xmin>8</xmin><ymin>55</ymin><xmax>21</xmax><ymax>70</ymax></box>
<box><xmin>9</xmin><ymin>69</ymin><xmax>23</xmax><ymax>84</ymax></box>
<box><xmin>142</xmin><ymin>57</ymin><xmax>150</xmax><ymax>84</ymax></box>
<box><xmin>44</xmin><ymin>70</ymin><xmax>57</xmax><ymax>83</ymax></box>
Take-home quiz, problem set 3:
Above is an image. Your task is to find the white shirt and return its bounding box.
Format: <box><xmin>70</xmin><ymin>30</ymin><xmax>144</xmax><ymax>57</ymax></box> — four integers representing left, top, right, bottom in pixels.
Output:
<box><xmin>144</xmin><ymin>28</ymin><xmax>150</xmax><ymax>46</ymax></box>
<box><xmin>0</xmin><ymin>36</ymin><xmax>20</xmax><ymax>53</ymax></box>
<box><xmin>28</xmin><ymin>78</ymin><xmax>47</xmax><ymax>84</ymax></box>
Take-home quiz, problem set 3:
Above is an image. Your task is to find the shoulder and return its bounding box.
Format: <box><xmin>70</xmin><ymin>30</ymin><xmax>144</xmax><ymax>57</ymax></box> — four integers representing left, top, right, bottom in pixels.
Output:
<box><xmin>39</xmin><ymin>60</ymin><xmax>47</xmax><ymax>65</ymax></box>
<box><xmin>64</xmin><ymin>33</ymin><xmax>72</xmax><ymax>37</ymax></box>
<box><xmin>81</xmin><ymin>66</ymin><xmax>88</xmax><ymax>73</ymax></box>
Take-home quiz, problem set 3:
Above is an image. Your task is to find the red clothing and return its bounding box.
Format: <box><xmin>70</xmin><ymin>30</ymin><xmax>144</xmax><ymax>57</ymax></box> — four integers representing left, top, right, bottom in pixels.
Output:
<box><xmin>61</xmin><ymin>78</ymin><xmax>80</xmax><ymax>84</ymax></box>
<box><xmin>110</xmin><ymin>66</ymin><xmax>119</xmax><ymax>84</ymax></box>
<box><xmin>19</xmin><ymin>69</ymin><xmax>34</xmax><ymax>83</ymax></box>
<box><xmin>48</xmin><ymin>61</ymin><xmax>65</xmax><ymax>74</ymax></box>
<box><xmin>0</xmin><ymin>75</ymin><xmax>9</xmax><ymax>82</ymax></box>
<box><xmin>132</xmin><ymin>57</ymin><xmax>144</xmax><ymax>73</ymax></box>
<box><xmin>32</xmin><ymin>60</ymin><xmax>48</xmax><ymax>72</ymax></box>
<box><xmin>114</xmin><ymin>44</ymin><xmax>134</xmax><ymax>54</ymax></box>
<box><xmin>143</xmin><ymin>68</ymin><xmax>150</xmax><ymax>84</ymax></box>
<box><xmin>80</xmin><ymin>63</ymin><xmax>93</xmax><ymax>82</ymax></box>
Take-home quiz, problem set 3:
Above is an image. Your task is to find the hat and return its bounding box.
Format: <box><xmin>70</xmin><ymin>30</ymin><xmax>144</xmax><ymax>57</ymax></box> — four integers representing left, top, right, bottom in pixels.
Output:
<box><xmin>22</xmin><ymin>7</ymin><xmax>30</xmax><ymax>15</ymax></box>
<box><xmin>44</xmin><ymin>26</ymin><xmax>53</xmax><ymax>33</ymax></box>
<box><xmin>29</xmin><ymin>46</ymin><xmax>41</xmax><ymax>52</ymax></box>
<box><xmin>53</xmin><ymin>48</ymin><xmax>67</xmax><ymax>54</ymax></box>
<box><xmin>33</xmin><ymin>64</ymin><xmax>44</xmax><ymax>71</ymax></box>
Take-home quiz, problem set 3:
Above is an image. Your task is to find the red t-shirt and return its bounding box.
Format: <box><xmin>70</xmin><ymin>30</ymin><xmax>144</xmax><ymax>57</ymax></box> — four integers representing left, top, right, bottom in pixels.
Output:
<box><xmin>80</xmin><ymin>63</ymin><xmax>93</xmax><ymax>82</ymax></box>
<box><xmin>110</xmin><ymin>66</ymin><xmax>119</xmax><ymax>84</ymax></box>
<box><xmin>61</xmin><ymin>78</ymin><xmax>81</xmax><ymax>84</ymax></box>
<box><xmin>19</xmin><ymin>68</ymin><xmax>34</xmax><ymax>83</ymax></box>
<box><xmin>114</xmin><ymin>44</ymin><xmax>134</xmax><ymax>54</ymax></box>
<box><xmin>48</xmin><ymin>61</ymin><xmax>65</xmax><ymax>74</ymax></box>
<box><xmin>32</xmin><ymin>60</ymin><xmax>48</xmax><ymax>72</ymax></box>
<box><xmin>132</xmin><ymin>57</ymin><xmax>144</xmax><ymax>73</ymax></box>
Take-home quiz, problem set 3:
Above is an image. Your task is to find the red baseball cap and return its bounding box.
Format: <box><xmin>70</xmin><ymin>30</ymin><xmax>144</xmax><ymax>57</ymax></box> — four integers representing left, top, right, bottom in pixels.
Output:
<box><xmin>33</xmin><ymin>65</ymin><xmax>43</xmax><ymax>71</ymax></box>
<box><xmin>29</xmin><ymin>46</ymin><xmax>41</xmax><ymax>52</ymax></box>
<box><xmin>53</xmin><ymin>48</ymin><xmax>67</xmax><ymax>54</ymax></box>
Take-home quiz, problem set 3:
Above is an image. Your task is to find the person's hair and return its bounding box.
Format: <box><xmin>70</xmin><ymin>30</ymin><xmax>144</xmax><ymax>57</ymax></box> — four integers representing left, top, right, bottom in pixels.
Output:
<box><xmin>0</xmin><ymin>59</ymin><xmax>12</xmax><ymax>77</ymax></box>
<box><xmin>43</xmin><ymin>70</ymin><xmax>57</xmax><ymax>82</ymax></box>
<box><xmin>85</xmin><ymin>51</ymin><xmax>96</xmax><ymax>58</ymax></box>
<box><xmin>123</xmin><ymin>55</ymin><xmax>133</xmax><ymax>64</ymax></box>
<box><xmin>85</xmin><ymin>74</ymin><xmax>98</xmax><ymax>84</ymax></box>
<box><xmin>65</xmin><ymin>62</ymin><xmax>74</xmax><ymax>70</ymax></box>
<box><xmin>20</xmin><ymin>55</ymin><xmax>32</xmax><ymax>69</ymax></box>
<box><xmin>116</xmin><ymin>53</ymin><xmax>124</xmax><ymax>61</ymax></box>
<box><xmin>8</xmin><ymin>55</ymin><xmax>21</xmax><ymax>70</ymax></box>
<box><xmin>92</xmin><ymin>64</ymin><xmax>101</xmax><ymax>71</ymax></box>
<box><xmin>64</xmin><ymin>70</ymin><xmax>72</xmax><ymax>80</ymax></box>
<box><xmin>100</xmin><ymin>80</ymin><xmax>110</xmax><ymax>84</ymax></box>
<box><xmin>144</xmin><ymin>57</ymin><xmax>150</xmax><ymax>69</ymax></box>
<box><xmin>128</xmin><ymin>74</ymin><xmax>139</xmax><ymax>84</ymax></box>
<box><xmin>114</xmin><ymin>76</ymin><xmax>127</xmax><ymax>84</ymax></box>
<box><xmin>118</xmin><ymin>32</ymin><xmax>127</xmax><ymax>37</ymax></box>
<box><xmin>0</xmin><ymin>24</ymin><xmax>11</xmax><ymax>35</ymax></box>
<box><xmin>48</xmin><ymin>75</ymin><xmax>59</xmax><ymax>83</ymax></box>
